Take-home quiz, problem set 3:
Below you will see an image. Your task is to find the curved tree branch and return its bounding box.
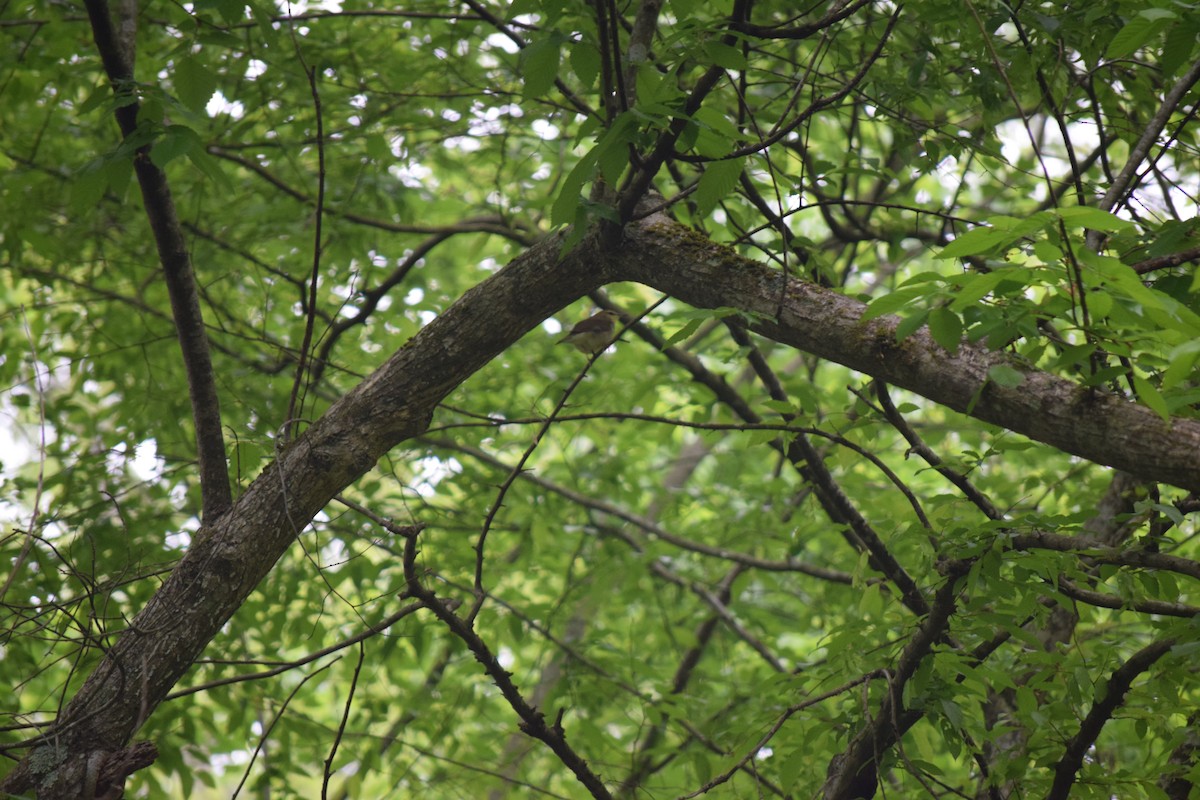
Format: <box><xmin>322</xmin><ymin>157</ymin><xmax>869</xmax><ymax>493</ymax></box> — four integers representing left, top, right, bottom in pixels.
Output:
<box><xmin>611</xmin><ymin>215</ymin><xmax>1200</xmax><ymax>492</ymax></box>
<box><xmin>7</xmin><ymin>206</ymin><xmax>1200</xmax><ymax>795</ymax></box>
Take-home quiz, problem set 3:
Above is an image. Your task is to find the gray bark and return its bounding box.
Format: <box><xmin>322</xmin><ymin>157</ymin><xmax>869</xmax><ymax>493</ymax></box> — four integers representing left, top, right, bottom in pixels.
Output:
<box><xmin>5</xmin><ymin>213</ymin><xmax>1200</xmax><ymax>797</ymax></box>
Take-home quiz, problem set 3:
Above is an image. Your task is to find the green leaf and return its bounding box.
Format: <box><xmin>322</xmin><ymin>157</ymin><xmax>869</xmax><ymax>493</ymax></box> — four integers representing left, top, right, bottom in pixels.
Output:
<box><xmin>1033</xmin><ymin>240</ymin><xmax>1062</xmax><ymax>263</ymax></box>
<box><xmin>77</xmin><ymin>81</ymin><xmax>114</xmax><ymax>116</ymax></box>
<box><xmin>895</xmin><ymin>309</ymin><xmax>929</xmax><ymax>341</ymax></box>
<box><xmin>551</xmin><ymin>149</ymin><xmax>599</xmax><ymax>226</ymax></box>
<box><xmin>1084</xmin><ymin>290</ymin><xmax>1113</xmax><ymax>321</ymax></box>
<box><xmin>174</xmin><ymin>55</ymin><xmax>218</xmax><ymax>112</ymax></box>
<box><xmin>520</xmin><ymin>36</ymin><xmax>561</xmax><ymax>98</ymax></box>
<box><xmin>761</xmin><ymin>399</ymin><xmax>797</xmax><ymax>416</ymax></box>
<box><xmin>365</xmin><ymin>133</ymin><xmax>390</xmax><ymax>161</ymax></box>
<box><xmin>693</xmin><ymin>156</ymin><xmax>745</xmax><ymax>217</ymax></box>
<box><xmin>569</xmin><ymin>41</ymin><xmax>601</xmax><ymax>90</ymax></box>
<box><xmin>703</xmin><ymin>42</ymin><xmax>747</xmax><ymax>71</ymax></box>
<box><xmin>186</xmin><ymin>147</ymin><xmax>232</xmax><ymax>189</ymax></box>
<box><xmin>948</xmin><ymin>270</ymin><xmax>1009</xmax><ymax>311</ymax></box>
<box><xmin>1106</xmin><ymin>10</ymin><xmax>1175</xmax><ymax>59</ymax></box>
<box><xmin>149</xmin><ymin>124</ymin><xmax>203</xmax><ymax>167</ymax></box>
<box><xmin>1132</xmin><ymin>374</ymin><xmax>1171</xmax><ymax>422</ymax></box>
<box><xmin>589</xmin><ymin>111</ymin><xmax>639</xmax><ymax>186</ymax></box>
<box><xmin>928</xmin><ymin>307</ymin><xmax>963</xmax><ymax>353</ymax></box>
<box><xmin>691</xmin><ymin>106</ymin><xmax>744</xmax><ymax>157</ymax></box>
<box><xmin>71</xmin><ymin>157</ymin><xmax>116</xmax><ymax>213</ymax></box>
<box><xmin>663</xmin><ymin>317</ymin><xmax>702</xmax><ymax>346</ymax></box>
<box><xmin>1083</xmin><ymin>250</ymin><xmax>1200</xmax><ymax>335</ymax></box>
<box><xmin>1161</xmin><ymin>20</ymin><xmax>1200</xmax><ymax>77</ymax></box>
<box><xmin>1162</xmin><ymin>340</ymin><xmax>1200</xmax><ymax>389</ymax></box>
<box><xmin>197</xmin><ymin>0</ymin><xmax>248</xmax><ymax>25</ymax></box>
<box><xmin>861</xmin><ymin>286</ymin><xmax>928</xmax><ymax>321</ymax></box>
<box><xmin>987</xmin><ymin>364</ymin><xmax>1026</xmax><ymax>388</ymax></box>
<box><xmin>1057</xmin><ymin>206</ymin><xmax>1134</xmax><ymax>232</ymax></box>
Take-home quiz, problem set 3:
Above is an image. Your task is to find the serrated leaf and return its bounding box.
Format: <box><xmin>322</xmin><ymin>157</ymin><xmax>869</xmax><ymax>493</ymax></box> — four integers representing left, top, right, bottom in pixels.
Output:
<box><xmin>692</xmin><ymin>106</ymin><xmax>742</xmax><ymax>157</ymax></box>
<box><xmin>1107</xmin><ymin>12</ymin><xmax>1174</xmax><ymax>59</ymax></box>
<box><xmin>694</xmin><ymin>156</ymin><xmax>745</xmax><ymax>217</ymax></box>
<box><xmin>1032</xmin><ymin>239</ymin><xmax>1060</xmax><ymax>261</ymax></box>
<box><xmin>174</xmin><ymin>56</ymin><xmax>218</xmax><ymax>112</ymax></box>
<box><xmin>1084</xmin><ymin>250</ymin><xmax>1200</xmax><ymax>335</ymax></box>
<box><xmin>186</xmin><ymin>147</ymin><xmax>232</xmax><ymax>189</ymax></box>
<box><xmin>569</xmin><ymin>41</ymin><xmax>601</xmax><ymax>90</ymax></box>
<box><xmin>761</xmin><ymin>399</ymin><xmax>797</xmax><ymax>416</ymax></box>
<box><xmin>106</xmin><ymin>156</ymin><xmax>132</xmax><ymax>198</ymax></box>
<box><xmin>591</xmin><ymin>111</ymin><xmax>638</xmax><ymax>186</ymax></box>
<box><xmin>1085</xmin><ymin>290</ymin><xmax>1113</xmax><ymax>320</ymax></box>
<box><xmin>949</xmin><ymin>270</ymin><xmax>1008</xmax><ymax>311</ymax></box>
<box><xmin>196</xmin><ymin>29</ymin><xmax>244</xmax><ymax>48</ymax></box>
<box><xmin>198</xmin><ymin>0</ymin><xmax>247</xmax><ymax>25</ymax></box>
<box><xmin>77</xmin><ymin>82</ymin><xmax>113</xmax><ymax>116</ymax></box>
<box><xmin>365</xmin><ymin>133</ymin><xmax>390</xmax><ymax>161</ymax></box>
<box><xmin>520</xmin><ymin>36</ymin><xmax>560</xmax><ymax>98</ymax></box>
<box><xmin>895</xmin><ymin>310</ymin><xmax>928</xmax><ymax>341</ymax></box>
<box><xmin>1161</xmin><ymin>20</ymin><xmax>1200</xmax><ymax>77</ymax></box>
<box><xmin>1162</xmin><ymin>340</ymin><xmax>1200</xmax><ymax>389</ymax></box>
<box><xmin>636</xmin><ymin>62</ymin><xmax>678</xmax><ymax>106</ymax></box>
<box><xmin>71</xmin><ymin>158</ymin><xmax>113</xmax><ymax>213</ymax></box>
<box><xmin>551</xmin><ymin>149</ymin><xmax>599</xmax><ymax>226</ymax></box>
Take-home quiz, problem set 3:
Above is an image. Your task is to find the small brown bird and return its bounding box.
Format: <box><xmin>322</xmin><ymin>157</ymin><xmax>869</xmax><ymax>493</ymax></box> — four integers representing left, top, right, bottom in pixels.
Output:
<box><xmin>557</xmin><ymin>309</ymin><xmax>620</xmax><ymax>355</ymax></box>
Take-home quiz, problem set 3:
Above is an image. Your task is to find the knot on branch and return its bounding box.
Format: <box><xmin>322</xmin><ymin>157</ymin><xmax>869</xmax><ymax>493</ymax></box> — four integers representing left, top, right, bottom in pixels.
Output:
<box><xmin>93</xmin><ymin>741</ymin><xmax>158</xmax><ymax>800</ymax></box>
<box><xmin>18</xmin><ymin>740</ymin><xmax>158</xmax><ymax>800</ymax></box>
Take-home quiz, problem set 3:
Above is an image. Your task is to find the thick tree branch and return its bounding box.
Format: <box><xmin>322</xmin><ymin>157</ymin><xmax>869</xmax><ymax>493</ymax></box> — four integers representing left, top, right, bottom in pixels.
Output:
<box><xmin>7</xmin><ymin>208</ymin><xmax>1200</xmax><ymax>795</ymax></box>
<box><xmin>1008</xmin><ymin>530</ymin><xmax>1200</xmax><ymax>582</ymax></box>
<box><xmin>0</xmin><ymin>224</ymin><xmax>608</xmax><ymax>799</ymax></box>
<box><xmin>611</xmin><ymin>215</ymin><xmax>1200</xmax><ymax>492</ymax></box>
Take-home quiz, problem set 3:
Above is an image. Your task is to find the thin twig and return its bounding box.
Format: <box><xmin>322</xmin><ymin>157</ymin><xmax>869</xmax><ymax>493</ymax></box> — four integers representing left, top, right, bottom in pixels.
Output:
<box><xmin>283</xmin><ymin>7</ymin><xmax>328</xmax><ymax>442</ymax></box>
<box><xmin>231</xmin><ymin>660</ymin><xmax>337</xmax><ymax>800</ymax></box>
<box><xmin>322</xmin><ymin>641</ymin><xmax>365</xmax><ymax>799</ymax></box>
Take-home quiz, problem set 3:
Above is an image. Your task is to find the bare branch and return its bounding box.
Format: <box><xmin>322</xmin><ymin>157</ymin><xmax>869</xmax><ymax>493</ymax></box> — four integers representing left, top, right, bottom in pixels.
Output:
<box><xmin>83</xmin><ymin>0</ymin><xmax>232</xmax><ymax>520</ymax></box>
<box><xmin>402</xmin><ymin>530</ymin><xmax>615</xmax><ymax>800</ymax></box>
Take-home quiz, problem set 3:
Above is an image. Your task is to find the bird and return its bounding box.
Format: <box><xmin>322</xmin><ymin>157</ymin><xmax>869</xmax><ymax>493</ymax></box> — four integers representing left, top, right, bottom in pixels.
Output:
<box><xmin>556</xmin><ymin>309</ymin><xmax>620</xmax><ymax>355</ymax></box>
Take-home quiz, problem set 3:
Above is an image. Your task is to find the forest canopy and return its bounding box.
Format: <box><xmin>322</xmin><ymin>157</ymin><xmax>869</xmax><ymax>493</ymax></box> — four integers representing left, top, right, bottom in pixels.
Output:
<box><xmin>2</xmin><ymin>1</ymin><xmax>1200</xmax><ymax>798</ymax></box>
